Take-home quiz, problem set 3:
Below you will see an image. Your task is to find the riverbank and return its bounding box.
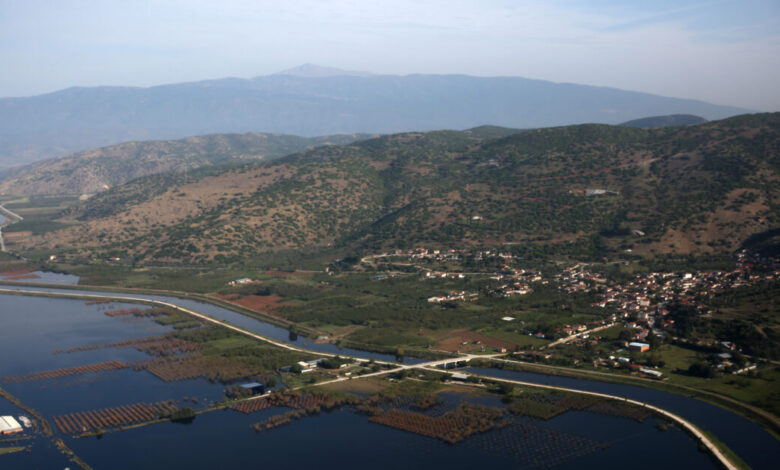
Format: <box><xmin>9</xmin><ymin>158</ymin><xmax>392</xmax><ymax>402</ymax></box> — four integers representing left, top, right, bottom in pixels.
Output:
<box><xmin>430</xmin><ymin>367</ymin><xmax>743</xmax><ymax>470</ymax></box>
<box><xmin>3</xmin><ymin>279</ymin><xmax>776</xmax><ymax>437</ymax></box>
<box><xmin>0</xmin><ymin>279</ymin><xmax>319</xmax><ymax>337</ymax></box>
<box><xmin>478</xmin><ymin>357</ymin><xmax>780</xmax><ymax>441</ymax></box>
<box><xmin>0</xmin><ymin>285</ymin><xmax>773</xmax><ymax>469</ymax></box>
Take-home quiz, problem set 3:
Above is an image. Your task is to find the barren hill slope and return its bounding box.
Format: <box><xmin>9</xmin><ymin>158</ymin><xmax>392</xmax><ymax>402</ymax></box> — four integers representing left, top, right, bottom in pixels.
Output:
<box><xmin>0</xmin><ymin>132</ymin><xmax>370</xmax><ymax>196</ymax></box>
<box><xmin>11</xmin><ymin>113</ymin><xmax>778</xmax><ymax>264</ymax></box>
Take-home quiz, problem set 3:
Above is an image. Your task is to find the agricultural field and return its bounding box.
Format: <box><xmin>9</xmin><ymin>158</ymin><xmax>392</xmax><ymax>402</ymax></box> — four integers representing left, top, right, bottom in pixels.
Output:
<box><xmin>0</xmin><ymin>195</ymin><xmax>80</xmax><ymax>236</ymax></box>
<box><xmin>211</xmin><ymin>272</ymin><xmax>603</xmax><ymax>354</ymax></box>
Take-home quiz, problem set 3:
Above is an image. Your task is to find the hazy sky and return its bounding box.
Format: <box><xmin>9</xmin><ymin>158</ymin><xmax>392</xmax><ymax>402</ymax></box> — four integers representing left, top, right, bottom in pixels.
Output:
<box><xmin>1</xmin><ymin>0</ymin><xmax>779</xmax><ymax>110</ymax></box>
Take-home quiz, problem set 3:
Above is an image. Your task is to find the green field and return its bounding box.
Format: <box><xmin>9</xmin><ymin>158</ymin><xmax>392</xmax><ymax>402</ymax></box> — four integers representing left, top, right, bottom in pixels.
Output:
<box><xmin>1</xmin><ymin>195</ymin><xmax>80</xmax><ymax>235</ymax></box>
<box><xmin>478</xmin><ymin>328</ymin><xmax>550</xmax><ymax>347</ymax></box>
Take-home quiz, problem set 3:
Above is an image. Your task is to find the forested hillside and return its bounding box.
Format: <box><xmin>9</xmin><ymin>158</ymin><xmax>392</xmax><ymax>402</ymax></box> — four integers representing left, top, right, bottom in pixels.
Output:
<box><xmin>10</xmin><ymin>113</ymin><xmax>778</xmax><ymax>265</ymax></box>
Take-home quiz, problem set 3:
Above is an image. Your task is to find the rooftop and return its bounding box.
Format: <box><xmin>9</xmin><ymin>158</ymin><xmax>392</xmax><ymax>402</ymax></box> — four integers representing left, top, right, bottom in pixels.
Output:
<box><xmin>0</xmin><ymin>416</ymin><xmax>22</xmax><ymax>433</ymax></box>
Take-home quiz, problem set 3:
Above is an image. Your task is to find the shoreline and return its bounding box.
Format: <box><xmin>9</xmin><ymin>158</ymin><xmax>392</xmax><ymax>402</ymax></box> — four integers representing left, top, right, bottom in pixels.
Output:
<box><xmin>0</xmin><ymin>286</ymin><xmax>756</xmax><ymax>469</ymax></box>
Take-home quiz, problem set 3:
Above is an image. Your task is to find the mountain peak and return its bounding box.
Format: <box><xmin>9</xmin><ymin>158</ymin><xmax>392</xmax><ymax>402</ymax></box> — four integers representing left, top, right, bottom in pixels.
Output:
<box><xmin>273</xmin><ymin>63</ymin><xmax>373</xmax><ymax>78</ymax></box>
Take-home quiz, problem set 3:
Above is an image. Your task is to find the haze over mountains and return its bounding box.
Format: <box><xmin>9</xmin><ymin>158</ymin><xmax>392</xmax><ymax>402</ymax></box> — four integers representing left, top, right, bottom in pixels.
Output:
<box><xmin>0</xmin><ymin>65</ymin><xmax>749</xmax><ymax>168</ymax></box>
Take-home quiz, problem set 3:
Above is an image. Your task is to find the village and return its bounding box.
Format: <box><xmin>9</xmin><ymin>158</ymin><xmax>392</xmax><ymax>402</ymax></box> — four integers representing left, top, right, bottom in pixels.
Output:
<box><xmin>366</xmin><ymin>247</ymin><xmax>778</xmax><ymax>380</ymax></box>
<box><xmin>224</xmin><ymin>247</ymin><xmax>777</xmax><ymax>383</ymax></box>
<box><xmin>518</xmin><ymin>250</ymin><xmax>778</xmax><ymax>379</ymax></box>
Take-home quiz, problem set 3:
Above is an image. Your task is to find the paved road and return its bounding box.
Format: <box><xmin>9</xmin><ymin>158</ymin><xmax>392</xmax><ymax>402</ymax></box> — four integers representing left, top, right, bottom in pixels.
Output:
<box><xmin>0</xmin><ymin>287</ymin><xmax>396</xmax><ymax>366</ymax></box>
<box><xmin>544</xmin><ymin>323</ymin><xmax>615</xmax><ymax>348</ymax></box>
<box><xmin>0</xmin><ymin>204</ymin><xmax>23</xmax><ymax>221</ymax></box>
<box><xmin>0</xmin><ymin>286</ymin><xmax>739</xmax><ymax>470</ymax></box>
<box><xmin>0</xmin><ymin>203</ymin><xmax>23</xmax><ymax>252</ymax></box>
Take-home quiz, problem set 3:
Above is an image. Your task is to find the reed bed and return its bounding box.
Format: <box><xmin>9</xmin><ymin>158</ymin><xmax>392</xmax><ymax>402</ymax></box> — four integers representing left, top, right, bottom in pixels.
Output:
<box><xmin>587</xmin><ymin>401</ymin><xmax>651</xmax><ymax>422</ymax></box>
<box><xmin>138</xmin><ymin>355</ymin><xmax>266</xmax><ymax>383</ymax></box>
<box><xmin>464</xmin><ymin>417</ymin><xmax>607</xmax><ymax>468</ymax></box>
<box><xmin>53</xmin><ymin>400</ymin><xmax>179</xmax><ymax>435</ymax></box>
<box><xmin>369</xmin><ymin>403</ymin><xmax>510</xmax><ymax>445</ymax></box>
<box><xmin>2</xmin><ymin>361</ymin><xmax>130</xmax><ymax>384</ymax></box>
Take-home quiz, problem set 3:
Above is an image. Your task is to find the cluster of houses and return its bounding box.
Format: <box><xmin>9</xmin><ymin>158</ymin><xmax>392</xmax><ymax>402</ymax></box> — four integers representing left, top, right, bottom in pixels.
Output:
<box><xmin>280</xmin><ymin>358</ymin><xmax>326</xmax><ymax>374</ymax></box>
<box><xmin>228</xmin><ymin>277</ymin><xmax>255</xmax><ymax>287</ymax></box>
<box><xmin>427</xmin><ymin>290</ymin><xmax>479</xmax><ymax>303</ymax></box>
<box><xmin>544</xmin><ymin>251</ymin><xmax>778</xmax><ymax>377</ymax></box>
<box><xmin>424</xmin><ymin>271</ymin><xmax>466</xmax><ymax>280</ymax></box>
<box><xmin>367</xmin><ymin>247</ymin><xmax>525</xmax><ymax>264</ymax></box>
<box><xmin>425</xmin><ymin>267</ymin><xmax>545</xmax><ymax>303</ymax></box>
<box><xmin>555</xmin><ymin>251</ymin><xmax>778</xmax><ymax>348</ymax></box>
<box><xmin>711</xmin><ymin>351</ymin><xmax>757</xmax><ymax>375</ymax></box>
<box><xmin>281</xmin><ymin>358</ymin><xmax>354</xmax><ymax>375</ymax></box>
<box><xmin>490</xmin><ymin>268</ymin><xmax>544</xmax><ymax>297</ymax></box>
<box><xmin>391</xmin><ymin>248</ymin><xmax>462</xmax><ymax>262</ymax></box>
<box><xmin>557</xmin><ymin>323</ymin><xmax>591</xmax><ymax>337</ymax></box>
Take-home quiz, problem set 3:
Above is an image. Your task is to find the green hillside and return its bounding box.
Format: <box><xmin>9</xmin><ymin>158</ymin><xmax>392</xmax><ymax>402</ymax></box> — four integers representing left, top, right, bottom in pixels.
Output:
<box><xmin>9</xmin><ymin>113</ymin><xmax>778</xmax><ymax>265</ymax></box>
<box><xmin>620</xmin><ymin>114</ymin><xmax>707</xmax><ymax>128</ymax></box>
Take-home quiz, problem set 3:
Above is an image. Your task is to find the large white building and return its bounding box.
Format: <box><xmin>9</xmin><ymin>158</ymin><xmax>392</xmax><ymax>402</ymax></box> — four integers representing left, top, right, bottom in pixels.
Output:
<box><xmin>0</xmin><ymin>416</ymin><xmax>22</xmax><ymax>435</ymax></box>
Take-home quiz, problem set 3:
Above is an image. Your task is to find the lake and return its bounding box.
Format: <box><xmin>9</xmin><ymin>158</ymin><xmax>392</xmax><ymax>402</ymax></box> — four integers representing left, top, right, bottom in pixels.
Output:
<box><xmin>0</xmin><ymin>290</ymin><xmax>777</xmax><ymax>469</ymax></box>
<box><xmin>0</xmin><ymin>271</ymin><xmax>80</xmax><ymax>285</ymax></box>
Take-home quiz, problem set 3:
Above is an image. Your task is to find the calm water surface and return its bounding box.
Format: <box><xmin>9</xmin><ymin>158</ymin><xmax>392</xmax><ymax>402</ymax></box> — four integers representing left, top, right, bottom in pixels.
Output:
<box><xmin>1</xmin><ymin>290</ymin><xmax>777</xmax><ymax>469</ymax></box>
<box><xmin>2</xmin><ymin>284</ymin><xmax>420</xmax><ymax>363</ymax></box>
<box><xmin>465</xmin><ymin>366</ymin><xmax>780</xmax><ymax>470</ymax></box>
<box><xmin>0</xmin><ymin>271</ymin><xmax>79</xmax><ymax>285</ymax></box>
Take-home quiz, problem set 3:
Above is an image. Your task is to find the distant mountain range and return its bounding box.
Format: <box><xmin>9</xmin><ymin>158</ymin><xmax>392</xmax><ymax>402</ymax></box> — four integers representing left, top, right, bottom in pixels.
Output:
<box><xmin>11</xmin><ymin>113</ymin><xmax>776</xmax><ymax>265</ymax></box>
<box><xmin>0</xmin><ymin>65</ymin><xmax>750</xmax><ymax>167</ymax></box>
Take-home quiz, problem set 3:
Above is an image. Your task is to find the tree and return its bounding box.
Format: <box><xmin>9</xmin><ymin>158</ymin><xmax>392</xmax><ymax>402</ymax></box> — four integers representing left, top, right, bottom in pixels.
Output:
<box><xmin>618</xmin><ymin>329</ymin><xmax>634</xmax><ymax>342</ymax></box>
<box><xmin>170</xmin><ymin>407</ymin><xmax>197</xmax><ymax>423</ymax></box>
<box><xmin>646</xmin><ymin>330</ymin><xmax>660</xmax><ymax>348</ymax></box>
<box><xmin>497</xmin><ymin>382</ymin><xmax>514</xmax><ymax>395</ymax></box>
<box><xmin>646</xmin><ymin>354</ymin><xmax>662</xmax><ymax>367</ymax></box>
<box><xmin>688</xmin><ymin>362</ymin><xmax>716</xmax><ymax>378</ymax></box>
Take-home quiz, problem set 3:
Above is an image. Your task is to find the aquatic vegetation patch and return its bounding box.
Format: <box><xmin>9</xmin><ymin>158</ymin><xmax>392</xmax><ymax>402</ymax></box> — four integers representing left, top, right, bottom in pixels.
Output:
<box><xmin>506</xmin><ymin>392</ymin><xmax>603</xmax><ymax>419</ymax></box>
<box><xmin>587</xmin><ymin>400</ymin><xmax>651</xmax><ymax>422</ymax></box>
<box><xmin>369</xmin><ymin>403</ymin><xmax>510</xmax><ymax>445</ymax></box>
<box><xmin>137</xmin><ymin>355</ymin><xmax>272</xmax><ymax>383</ymax></box>
<box><xmin>463</xmin><ymin>417</ymin><xmax>608</xmax><ymax>468</ymax></box>
<box><xmin>53</xmin><ymin>334</ymin><xmax>202</xmax><ymax>357</ymax></box>
<box><xmin>53</xmin><ymin>400</ymin><xmax>180</xmax><ymax>435</ymax></box>
<box><xmin>235</xmin><ymin>391</ymin><xmax>358</xmax><ymax>415</ymax></box>
<box><xmin>1</xmin><ymin>361</ymin><xmax>131</xmax><ymax>384</ymax></box>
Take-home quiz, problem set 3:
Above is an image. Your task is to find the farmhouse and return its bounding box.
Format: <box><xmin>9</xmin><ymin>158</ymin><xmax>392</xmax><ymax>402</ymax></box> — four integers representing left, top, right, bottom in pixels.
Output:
<box><xmin>0</xmin><ymin>416</ymin><xmax>22</xmax><ymax>435</ymax></box>
<box><xmin>628</xmin><ymin>342</ymin><xmax>650</xmax><ymax>352</ymax></box>
<box><xmin>228</xmin><ymin>278</ymin><xmax>254</xmax><ymax>286</ymax></box>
